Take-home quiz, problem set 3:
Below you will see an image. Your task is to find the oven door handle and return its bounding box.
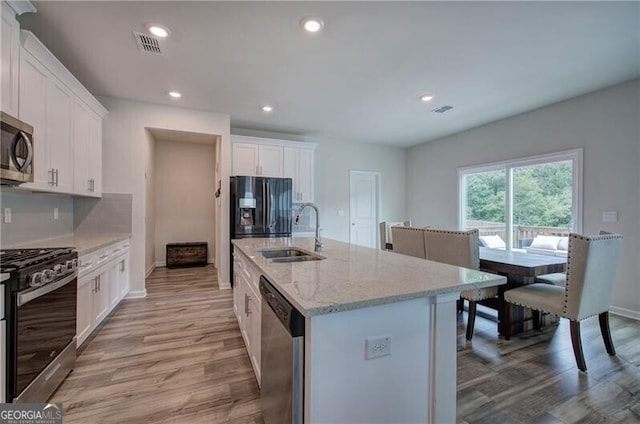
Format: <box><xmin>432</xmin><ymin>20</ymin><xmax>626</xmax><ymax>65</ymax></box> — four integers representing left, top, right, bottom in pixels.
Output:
<box><xmin>17</xmin><ymin>272</ymin><xmax>77</xmax><ymax>306</ymax></box>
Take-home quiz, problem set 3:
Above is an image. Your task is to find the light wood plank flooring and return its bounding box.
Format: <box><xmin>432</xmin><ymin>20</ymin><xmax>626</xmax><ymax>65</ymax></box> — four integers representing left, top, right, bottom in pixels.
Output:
<box><xmin>51</xmin><ymin>265</ymin><xmax>263</xmax><ymax>424</ymax></box>
<box><xmin>52</xmin><ymin>266</ymin><xmax>639</xmax><ymax>423</ymax></box>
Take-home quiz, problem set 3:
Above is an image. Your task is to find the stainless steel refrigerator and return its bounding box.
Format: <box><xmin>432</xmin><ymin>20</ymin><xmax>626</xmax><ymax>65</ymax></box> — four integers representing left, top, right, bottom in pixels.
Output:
<box><xmin>230</xmin><ymin>176</ymin><xmax>293</xmax><ymax>283</ymax></box>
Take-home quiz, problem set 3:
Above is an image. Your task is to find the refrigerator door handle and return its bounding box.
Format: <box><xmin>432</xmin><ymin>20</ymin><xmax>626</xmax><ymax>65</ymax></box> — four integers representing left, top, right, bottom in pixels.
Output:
<box><xmin>266</xmin><ymin>179</ymin><xmax>271</xmax><ymax>230</ymax></box>
<box><xmin>262</xmin><ymin>180</ymin><xmax>268</xmax><ymax>229</ymax></box>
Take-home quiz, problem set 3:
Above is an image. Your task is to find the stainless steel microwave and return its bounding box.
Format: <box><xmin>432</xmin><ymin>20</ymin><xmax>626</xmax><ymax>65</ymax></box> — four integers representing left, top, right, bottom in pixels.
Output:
<box><xmin>1</xmin><ymin>111</ymin><xmax>34</xmax><ymax>185</ymax></box>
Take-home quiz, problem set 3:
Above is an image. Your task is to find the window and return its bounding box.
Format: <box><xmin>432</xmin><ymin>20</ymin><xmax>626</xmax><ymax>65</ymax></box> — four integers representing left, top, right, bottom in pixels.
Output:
<box><xmin>459</xmin><ymin>149</ymin><xmax>582</xmax><ymax>251</ymax></box>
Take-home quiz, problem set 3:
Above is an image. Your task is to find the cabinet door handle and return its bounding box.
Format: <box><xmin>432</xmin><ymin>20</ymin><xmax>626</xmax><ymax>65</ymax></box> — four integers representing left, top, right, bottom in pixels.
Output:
<box><xmin>55</xmin><ymin>169</ymin><xmax>59</xmax><ymax>186</ymax></box>
<box><xmin>255</xmin><ymin>165</ymin><xmax>259</xmax><ymax>175</ymax></box>
<box><xmin>49</xmin><ymin>168</ymin><xmax>55</xmax><ymax>186</ymax></box>
<box><xmin>97</xmin><ymin>275</ymin><xmax>100</xmax><ymax>291</ymax></box>
<box><xmin>244</xmin><ymin>293</ymin><xmax>251</xmax><ymax>316</ymax></box>
<box><xmin>92</xmin><ymin>278</ymin><xmax>97</xmax><ymax>293</ymax></box>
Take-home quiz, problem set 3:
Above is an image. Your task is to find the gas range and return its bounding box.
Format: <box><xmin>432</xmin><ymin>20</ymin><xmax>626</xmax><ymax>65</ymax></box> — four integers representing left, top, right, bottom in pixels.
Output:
<box><xmin>1</xmin><ymin>247</ymin><xmax>78</xmax><ymax>403</ymax></box>
<box><xmin>0</xmin><ymin>247</ymin><xmax>77</xmax><ymax>291</ymax></box>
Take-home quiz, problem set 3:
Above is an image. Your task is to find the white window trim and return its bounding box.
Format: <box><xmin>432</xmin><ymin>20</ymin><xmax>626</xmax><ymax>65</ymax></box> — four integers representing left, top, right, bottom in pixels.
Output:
<box><xmin>458</xmin><ymin>148</ymin><xmax>583</xmax><ymax>247</ymax></box>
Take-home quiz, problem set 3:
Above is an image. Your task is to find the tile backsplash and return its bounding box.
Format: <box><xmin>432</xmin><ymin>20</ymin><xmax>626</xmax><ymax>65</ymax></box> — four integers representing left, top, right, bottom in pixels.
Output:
<box><xmin>0</xmin><ymin>190</ymin><xmax>132</xmax><ymax>248</ymax></box>
<box><xmin>74</xmin><ymin>193</ymin><xmax>132</xmax><ymax>234</ymax></box>
<box><xmin>0</xmin><ymin>190</ymin><xmax>74</xmax><ymax>246</ymax></box>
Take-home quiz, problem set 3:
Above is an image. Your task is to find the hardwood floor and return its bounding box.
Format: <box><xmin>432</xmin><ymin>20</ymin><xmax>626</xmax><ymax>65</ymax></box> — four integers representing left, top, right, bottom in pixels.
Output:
<box><xmin>456</xmin><ymin>306</ymin><xmax>640</xmax><ymax>423</ymax></box>
<box><xmin>52</xmin><ymin>266</ymin><xmax>639</xmax><ymax>423</ymax></box>
<box><xmin>51</xmin><ymin>265</ymin><xmax>264</xmax><ymax>424</ymax></box>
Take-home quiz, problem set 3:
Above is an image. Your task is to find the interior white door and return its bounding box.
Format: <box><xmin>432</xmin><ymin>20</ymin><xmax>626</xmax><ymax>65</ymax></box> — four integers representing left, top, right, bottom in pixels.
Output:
<box><xmin>349</xmin><ymin>171</ymin><xmax>379</xmax><ymax>248</ymax></box>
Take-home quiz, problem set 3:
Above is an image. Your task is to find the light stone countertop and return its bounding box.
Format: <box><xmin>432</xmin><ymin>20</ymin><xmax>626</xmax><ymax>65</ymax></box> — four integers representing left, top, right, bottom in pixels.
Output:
<box><xmin>1</xmin><ymin>273</ymin><xmax>9</xmax><ymax>283</ymax></box>
<box><xmin>232</xmin><ymin>237</ymin><xmax>506</xmax><ymax>317</ymax></box>
<box><xmin>2</xmin><ymin>233</ymin><xmax>130</xmax><ymax>256</ymax></box>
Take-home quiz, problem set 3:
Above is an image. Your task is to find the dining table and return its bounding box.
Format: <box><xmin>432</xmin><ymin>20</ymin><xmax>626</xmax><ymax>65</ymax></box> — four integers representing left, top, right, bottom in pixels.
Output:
<box><xmin>479</xmin><ymin>247</ymin><xmax>567</xmax><ymax>337</ymax></box>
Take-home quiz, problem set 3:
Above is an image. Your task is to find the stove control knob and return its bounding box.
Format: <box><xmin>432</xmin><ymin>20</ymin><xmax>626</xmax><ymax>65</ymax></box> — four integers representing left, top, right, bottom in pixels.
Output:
<box><xmin>42</xmin><ymin>269</ymin><xmax>55</xmax><ymax>283</ymax></box>
<box><xmin>53</xmin><ymin>264</ymin><xmax>64</xmax><ymax>275</ymax></box>
<box><xmin>71</xmin><ymin>259</ymin><xmax>78</xmax><ymax>270</ymax></box>
<box><xmin>30</xmin><ymin>272</ymin><xmax>44</xmax><ymax>287</ymax></box>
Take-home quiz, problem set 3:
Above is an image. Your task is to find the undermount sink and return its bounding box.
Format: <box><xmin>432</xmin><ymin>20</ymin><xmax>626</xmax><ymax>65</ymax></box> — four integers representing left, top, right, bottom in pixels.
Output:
<box><xmin>257</xmin><ymin>247</ymin><xmax>324</xmax><ymax>263</ymax></box>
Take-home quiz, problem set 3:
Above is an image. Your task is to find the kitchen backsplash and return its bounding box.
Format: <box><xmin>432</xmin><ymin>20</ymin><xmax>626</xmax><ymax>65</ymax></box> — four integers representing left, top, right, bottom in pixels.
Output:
<box><xmin>0</xmin><ymin>190</ymin><xmax>74</xmax><ymax>246</ymax></box>
<box><xmin>0</xmin><ymin>191</ymin><xmax>133</xmax><ymax>247</ymax></box>
<box><xmin>74</xmin><ymin>193</ymin><xmax>133</xmax><ymax>234</ymax></box>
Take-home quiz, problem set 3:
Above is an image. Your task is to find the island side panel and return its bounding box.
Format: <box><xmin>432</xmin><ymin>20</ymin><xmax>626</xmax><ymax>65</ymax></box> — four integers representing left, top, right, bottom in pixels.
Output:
<box><xmin>305</xmin><ymin>297</ymin><xmax>433</xmax><ymax>423</ymax></box>
<box><xmin>428</xmin><ymin>292</ymin><xmax>459</xmax><ymax>424</ymax></box>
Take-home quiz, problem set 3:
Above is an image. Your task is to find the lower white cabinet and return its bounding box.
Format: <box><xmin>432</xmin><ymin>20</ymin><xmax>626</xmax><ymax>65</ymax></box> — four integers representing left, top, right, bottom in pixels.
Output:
<box><xmin>233</xmin><ymin>250</ymin><xmax>262</xmax><ymax>386</ymax></box>
<box><xmin>76</xmin><ymin>238</ymin><xmax>130</xmax><ymax>347</ymax></box>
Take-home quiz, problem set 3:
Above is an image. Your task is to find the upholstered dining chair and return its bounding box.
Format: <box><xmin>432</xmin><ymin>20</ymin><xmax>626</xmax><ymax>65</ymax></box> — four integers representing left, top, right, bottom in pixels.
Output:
<box><xmin>379</xmin><ymin>221</ymin><xmax>411</xmax><ymax>251</ymax></box>
<box><xmin>390</xmin><ymin>226</ymin><xmax>426</xmax><ymax>258</ymax></box>
<box><xmin>422</xmin><ymin>228</ymin><xmax>497</xmax><ymax>340</ymax></box>
<box><xmin>503</xmin><ymin>232</ymin><xmax>623</xmax><ymax>371</ymax></box>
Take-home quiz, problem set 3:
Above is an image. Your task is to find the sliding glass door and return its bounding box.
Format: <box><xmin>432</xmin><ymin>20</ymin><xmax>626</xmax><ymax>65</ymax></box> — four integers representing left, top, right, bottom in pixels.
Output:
<box><xmin>459</xmin><ymin>149</ymin><xmax>582</xmax><ymax>251</ymax></box>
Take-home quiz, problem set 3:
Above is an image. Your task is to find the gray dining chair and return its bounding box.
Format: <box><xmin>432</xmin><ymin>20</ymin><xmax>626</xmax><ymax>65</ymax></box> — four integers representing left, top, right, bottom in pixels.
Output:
<box><xmin>423</xmin><ymin>228</ymin><xmax>497</xmax><ymax>340</ymax></box>
<box><xmin>379</xmin><ymin>221</ymin><xmax>411</xmax><ymax>251</ymax></box>
<box><xmin>390</xmin><ymin>226</ymin><xmax>426</xmax><ymax>258</ymax></box>
<box><xmin>503</xmin><ymin>232</ymin><xmax>623</xmax><ymax>371</ymax></box>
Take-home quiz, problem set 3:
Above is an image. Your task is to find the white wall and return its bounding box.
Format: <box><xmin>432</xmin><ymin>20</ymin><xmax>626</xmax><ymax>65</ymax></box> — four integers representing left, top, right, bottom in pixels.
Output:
<box><xmin>99</xmin><ymin>97</ymin><xmax>231</xmax><ymax>296</ymax></box>
<box><xmin>153</xmin><ymin>139</ymin><xmax>216</xmax><ymax>265</ymax></box>
<box><xmin>406</xmin><ymin>79</ymin><xmax>640</xmax><ymax>317</ymax></box>
<box><xmin>314</xmin><ymin>139</ymin><xmax>406</xmax><ymax>243</ymax></box>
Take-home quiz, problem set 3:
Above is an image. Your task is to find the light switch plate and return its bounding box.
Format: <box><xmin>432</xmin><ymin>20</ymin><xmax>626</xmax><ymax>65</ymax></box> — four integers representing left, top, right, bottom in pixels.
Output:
<box><xmin>54</xmin><ymin>207</ymin><xmax>59</xmax><ymax>220</ymax></box>
<box><xmin>3</xmin><ymin>208</ymin><xmax>11</xmax><ymax>223</ymax></box>
<box><xmin>602</xmin><ymin>211</ymin><xmax>618</xmax><ymax>223</ymax></box>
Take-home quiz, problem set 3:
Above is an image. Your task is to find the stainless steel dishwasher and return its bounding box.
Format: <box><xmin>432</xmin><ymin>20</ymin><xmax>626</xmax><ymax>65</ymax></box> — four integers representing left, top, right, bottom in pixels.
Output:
<box><xmin>259</xmin><ymin>276</ymin><xmax>305</xmax><ymax>424</ymax></box>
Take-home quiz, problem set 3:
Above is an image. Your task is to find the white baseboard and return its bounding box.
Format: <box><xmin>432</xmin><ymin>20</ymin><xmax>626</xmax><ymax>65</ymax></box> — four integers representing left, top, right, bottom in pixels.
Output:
<box><xmin>145</xmin><ymin>263</ymin><xmax>156</xmax><ymax>278</ymax></box>
<box><xmin>155</xmin><ymin>261</ymin><xmax>166</xmax><ymax>268</ymax></box>
<box><xmin>219</xmin><ymin>281</ymin><xmax>231</xmax><ymax>290</ymax></box>
<box><xmin>610</xmin><ymin>306</ymin><xmax>640</xmax><ymax>320</ymax></box>
<box><xmin>208</xmin><ymin>257</ymin><xmax>215</xmax><ymax>265</ymax></box>
<box><xmin>126</xmin><ymin>289</ymin><xmax>147</xmax><ymax>299</ymax></box>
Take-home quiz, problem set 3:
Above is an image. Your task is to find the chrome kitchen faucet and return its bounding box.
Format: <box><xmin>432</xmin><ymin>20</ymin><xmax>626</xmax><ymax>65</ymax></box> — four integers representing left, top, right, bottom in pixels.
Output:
<box><xmin>295</xmin><ymin>203</ymin><xmax>323</xmax><ymax>252</ymax></box>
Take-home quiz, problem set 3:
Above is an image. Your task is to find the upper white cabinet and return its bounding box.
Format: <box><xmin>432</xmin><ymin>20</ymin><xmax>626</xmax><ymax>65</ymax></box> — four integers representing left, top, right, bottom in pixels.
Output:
<box><xmin>284</xmin><ymin>146</ymin><xmax>315</xmax><ymax>203</ymax></box>
<box><xmin>232</xmin><ymin>135</ymin><xmax>317</xmax><ymax>202</ymax></box>
<box><xmin>1</xmin><ymin>2</ymin><xmax>21</xmax><ymax>117</ymax></box>
<box><xmin>73</xmin><ymin>99</ymin><xmax>102</xmax><ymax>197</ymax></box>
<box><xmin>19</xmin><ymin>48</ymin><xmax>74</xmax><ymax>193</ymax></box>
<box><xmin>232</xmin><ymin>137</ymin><xmax>284</xmax><ymax>177</ymax></box>
<box><xmin>17</xmin><ymin>30</ymin><xmax>107</xmax><ymax>196</ymax></box>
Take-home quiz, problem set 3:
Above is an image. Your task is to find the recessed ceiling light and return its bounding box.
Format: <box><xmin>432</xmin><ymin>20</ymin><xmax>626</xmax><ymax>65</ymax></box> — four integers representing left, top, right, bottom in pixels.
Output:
<box><xmin>301</xmin><ymin>17</ymin><xmax>324</xmax><ymax>33</ymax></box>
<box><xmin>420</xmin><ymin>94</ymin><xmax>434</xmax><ymax>102</ymax></box>
<box><xmin>169</xmin><ymin>91</ymin><xmax>181</xmax><ymax>98</ymax></box>
<box><xmin>262</xmin><ymin>105</ymin><xmax>274</xmax><ymax>113</ymax></box>
<box><xmin>147</xmin><ymin>24</ymin><xmax>170</xmax><ymax>38</ymax></box>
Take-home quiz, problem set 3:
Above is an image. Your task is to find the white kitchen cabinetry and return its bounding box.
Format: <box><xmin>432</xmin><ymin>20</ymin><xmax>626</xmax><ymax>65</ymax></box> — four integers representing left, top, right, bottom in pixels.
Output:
<box><xmin>233</xmin><ymin>250</ymin><xmax>261</xmax><ymax>386</ymax></box>
<box><xmin>1</xmin><ymin>2</ymin><xmax>20</xmax><ymax>117</ymax></box>
<box><xmin>73</xmin><ymin>99</ymin><xmax>102</xmax><ymax>197</ymax></box>
<box><xmin>76</xmin><ymin>239</ymin><xmax>130</xmax><ymax>347</ymax></box>
<box><xmin>17</xmin><ymin>30</ymin><xmax>107</xmax><ymax>196</ymax></box>
<box><xmin>232</xmin><ymin>136</ymin><xmax>317</xmax><ymax>202</ymax></box>
<box><xmin>19</xmin><ymin>38</ymin><xmax>74</xmax><ymax>193</ymax></box>
<box><xmin>232</xmin><ymin>138</ymin><xmax>284</xmax><ymax>177</ymax></box>
<box><xmin>284</xmin><ymin>146</ymin><xmax>315</xmax><ymax>203</ymax></box>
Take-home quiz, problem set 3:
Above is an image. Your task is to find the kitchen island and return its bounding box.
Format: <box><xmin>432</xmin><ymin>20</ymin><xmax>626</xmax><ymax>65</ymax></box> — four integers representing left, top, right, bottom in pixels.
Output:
<box><xmin>232</xmin><ymin>237</ymin><xmax>506</xmax><ymax>423</ymax></box>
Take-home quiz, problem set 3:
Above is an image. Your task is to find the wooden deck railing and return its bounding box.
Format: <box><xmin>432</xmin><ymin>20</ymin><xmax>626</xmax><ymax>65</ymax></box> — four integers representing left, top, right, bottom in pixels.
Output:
<box><xmin>465</xmin><ymin>221</ymin><xmax>570</xmax><ymax>244</ymax></box>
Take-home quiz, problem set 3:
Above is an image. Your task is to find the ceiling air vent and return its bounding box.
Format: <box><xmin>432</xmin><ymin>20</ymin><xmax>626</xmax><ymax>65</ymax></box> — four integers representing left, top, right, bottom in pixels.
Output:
<box><xmin>133</xmin><ymin>31</ymin><xmax>163</xmax><ymax>55</ymax></box>
<box><xmin>432</xmin><ymin>105</ymin><xmax>454</xmax><ymax>114</ymax></box>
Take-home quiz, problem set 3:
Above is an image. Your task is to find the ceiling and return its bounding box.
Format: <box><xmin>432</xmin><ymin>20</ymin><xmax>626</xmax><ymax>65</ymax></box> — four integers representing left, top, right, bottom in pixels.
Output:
<box><xmin>19</xmin><ymin>1</ymin><xmax>640</xmax><ymax>148</ymax></box>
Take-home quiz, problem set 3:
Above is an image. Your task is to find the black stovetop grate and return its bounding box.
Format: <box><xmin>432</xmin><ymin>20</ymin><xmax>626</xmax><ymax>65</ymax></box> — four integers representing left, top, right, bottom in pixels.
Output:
<box><xmin>0</xmin><ymin>247</ymin><xmax>75</xmax><ymax>271</ymax></box>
